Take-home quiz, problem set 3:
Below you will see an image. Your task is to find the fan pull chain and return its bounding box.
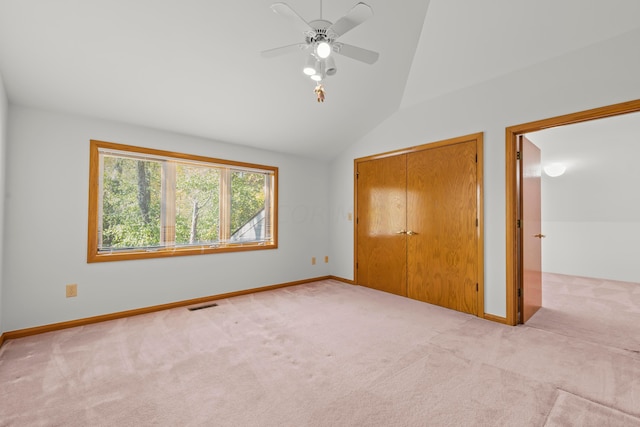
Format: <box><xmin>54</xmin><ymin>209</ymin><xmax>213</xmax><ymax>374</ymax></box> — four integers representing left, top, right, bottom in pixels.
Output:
<box><xmin>320</xmin><ymin>0</ymin><xmax>323</xmax><ymax>19</ymax></box>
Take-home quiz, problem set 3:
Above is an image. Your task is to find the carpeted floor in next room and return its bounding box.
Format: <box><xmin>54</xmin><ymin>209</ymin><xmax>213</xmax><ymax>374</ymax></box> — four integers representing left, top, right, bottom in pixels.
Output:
<box><xmin>1</xmin><ymin>275</ymin><xmax>639</xmax><ymax>426</ymax></box>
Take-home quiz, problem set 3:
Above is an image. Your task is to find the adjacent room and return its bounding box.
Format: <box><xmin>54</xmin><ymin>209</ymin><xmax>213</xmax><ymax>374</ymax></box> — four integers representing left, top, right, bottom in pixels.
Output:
<box><xmin>1</xmin><ymin>0</ymin><xmax>640</xmax><ymax>425</ymax></box>
<box><xmin>524</xmin><ymin>112</ymin><xmax>640</xmax><ymax>351</ymax></box>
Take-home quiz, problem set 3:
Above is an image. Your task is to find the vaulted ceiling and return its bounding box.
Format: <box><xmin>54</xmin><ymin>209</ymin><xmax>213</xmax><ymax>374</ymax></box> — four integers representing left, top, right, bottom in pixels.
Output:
<box><xmin>1</xmin><ymin>0</ymin><xmax>640</xmax><ymax>159</ymax></box>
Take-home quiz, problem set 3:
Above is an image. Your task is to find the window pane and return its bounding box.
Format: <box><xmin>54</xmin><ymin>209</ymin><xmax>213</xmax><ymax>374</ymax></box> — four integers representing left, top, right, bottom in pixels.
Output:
<box><xmin>230</xmin><ymin>171</ymin><xmax>268</xmax><ymax>243</ymax></box>
<box><xmin>175</xmin><ymin>163</ymin><xmax>220</xmax><ymax>245</ymax></box>
<box><xmin>100</xmin><ymin>156</ymin><xmax>161</xmax><ymax>250</ymax></box>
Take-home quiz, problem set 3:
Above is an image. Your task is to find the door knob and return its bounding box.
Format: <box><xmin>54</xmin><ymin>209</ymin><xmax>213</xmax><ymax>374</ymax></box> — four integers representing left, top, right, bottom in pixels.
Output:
<box><xmin>407</xmin><ymin>230</ymin><xmax>418</xmax><ymax>235</ymax></box>
<box><xmin>533</xmin><ymin>234</ymin><xmax>546</xmax><ymax>238</ymax></box>
<box><xmin>396</xmin><ymin>230</ymin><xmax>407</xmax><ymax>234</ymax></box>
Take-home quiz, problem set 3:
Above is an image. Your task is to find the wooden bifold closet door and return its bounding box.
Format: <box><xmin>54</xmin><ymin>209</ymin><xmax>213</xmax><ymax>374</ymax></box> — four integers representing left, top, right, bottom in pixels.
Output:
<box><xmin>356</xmin><ymin>136</ymin><xmax>481</xmax><ymax>316</ymax></box>
<box><xmin>356</xmin><ymin>154</ymin><xmax>408</xmax><ymax>296</ymax></box>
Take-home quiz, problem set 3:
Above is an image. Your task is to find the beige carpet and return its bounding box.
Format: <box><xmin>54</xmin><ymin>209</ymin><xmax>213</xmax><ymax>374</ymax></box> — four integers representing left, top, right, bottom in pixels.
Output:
<box><xmin>1</xmin><ymin>279</ymin><xmax>639</xmax><ymax>426</ymax></box>
<box><xmin>545</xmin><ymin>391</ymin><xmax>640</xmax><ymax>427</ymax></box>
<box><xmin>527</xmin><ymin>273</ymin><xmax>640</xmax><ymax>353</ymax></box>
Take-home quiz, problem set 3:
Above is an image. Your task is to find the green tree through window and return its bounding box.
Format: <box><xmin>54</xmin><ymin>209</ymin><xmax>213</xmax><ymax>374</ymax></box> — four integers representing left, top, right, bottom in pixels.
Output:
<box><xmin>101</xmin><ymin>157</ymin><xmax>161</xmax><ymax>249</ymax></box>
<box><xmin>175</xmin><ymin>164</ymin><xmax>220</xmax><ymax>245</ymax></box>
<box><xmin>231</xmin><ymin>171</ymin><xmax>266</xmax><ymax>234</ymax></box>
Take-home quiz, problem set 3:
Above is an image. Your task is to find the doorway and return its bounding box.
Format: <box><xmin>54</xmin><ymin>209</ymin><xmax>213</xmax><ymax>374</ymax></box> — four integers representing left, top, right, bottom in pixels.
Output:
<box><xmin>505</xmin><ymin>99</ymin><xmax>640</xmax><ymax>325</ymax></box>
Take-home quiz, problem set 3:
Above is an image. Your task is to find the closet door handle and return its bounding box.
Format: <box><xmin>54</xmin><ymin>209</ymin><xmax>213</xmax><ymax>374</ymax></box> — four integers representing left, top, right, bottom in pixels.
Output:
<box><xmin>533</xmin><ymin>234</ymin><xmax>546</xmax><ymax>238</ymax></box>
<box><xmin>396</xmin><ymin>230</ymin><xmax>407</xmax><ymax>235</ymax></box>
<box><xmin>407</xmin><ymin>230</ymin><xmax>418</xmax><ymax>236</ymax></box>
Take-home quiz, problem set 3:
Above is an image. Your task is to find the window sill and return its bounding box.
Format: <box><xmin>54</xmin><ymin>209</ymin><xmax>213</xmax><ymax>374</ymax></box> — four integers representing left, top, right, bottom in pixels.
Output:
<box><xmin>87</xmin><ymin>242</ymin><xmax>277</xmax><ymax>263</ymax></box>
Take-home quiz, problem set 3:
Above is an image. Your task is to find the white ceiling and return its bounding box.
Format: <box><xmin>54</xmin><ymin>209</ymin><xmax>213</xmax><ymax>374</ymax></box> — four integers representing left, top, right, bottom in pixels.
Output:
<box><xmin>1</xmin><ymin>0</ymin><xmax>640</xmax><ymax>159</ymax></box>
<box><xmin>402</xmin><ymin>0</ymin><xmax>640</xmax><ymax>108</ymax></box>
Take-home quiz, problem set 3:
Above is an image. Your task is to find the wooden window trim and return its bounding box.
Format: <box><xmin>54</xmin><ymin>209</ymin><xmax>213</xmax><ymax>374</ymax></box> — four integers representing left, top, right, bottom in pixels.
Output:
<box><xmin>87</xmin><ymin>140</ymin><xmax>278</xmax><ymax>263</ymax></box>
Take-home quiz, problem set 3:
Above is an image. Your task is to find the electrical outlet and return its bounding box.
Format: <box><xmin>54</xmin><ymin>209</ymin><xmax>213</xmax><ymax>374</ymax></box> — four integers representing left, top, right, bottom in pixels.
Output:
<box><xmin>311</xmin><ymin>257</ymin><xmax>316</xmax><ymax>265</ymax></box>
<box><xmin>324</xmin><ymin>256</ymin><xmax>329</xmax><ymax>263</ymax></box>
<box><xmin>66</xmin><ymin>284</ymin><xmax>77</xmax><ymax>298</ymax></box>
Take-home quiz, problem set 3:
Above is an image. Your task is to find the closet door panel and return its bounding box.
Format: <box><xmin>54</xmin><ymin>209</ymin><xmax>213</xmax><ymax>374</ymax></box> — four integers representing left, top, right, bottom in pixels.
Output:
<box><xmin>356</xmin><ymin>155</ymin><xmax>407</xmax><ymax>296</ymax></box>
<box><xmin>406</xmin><ymin>141</ymin><xmax>478</xmax><ymax>314</ymax></box>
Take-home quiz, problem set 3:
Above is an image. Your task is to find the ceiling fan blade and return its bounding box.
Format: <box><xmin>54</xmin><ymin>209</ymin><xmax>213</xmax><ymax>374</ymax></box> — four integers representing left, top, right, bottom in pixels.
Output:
<box><xmin>333</xmin><ymin>43</ymin><xmax>379</xmax><ymax>64</ymax></box>
<box><xmin>327</xmin><ymin>2</ymin><xmax>373</xmax><ymax>39</ymax></box>
<box><xmin>270</xmin><ymin>3</ymin><xmax>316</xmax><ymax>38</ymax></box>
<box><xmin>261</xmin><ymin>43</ymin><xmax>308</xmax><ymax>58</ymax></box>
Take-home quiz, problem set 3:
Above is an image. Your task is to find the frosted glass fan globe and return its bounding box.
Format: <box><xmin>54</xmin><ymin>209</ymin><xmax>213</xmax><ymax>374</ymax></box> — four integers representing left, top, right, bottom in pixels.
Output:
<box><xmin>316</xmin><ymin>41</ymin><xmax>331</xmax><ymax>59</ymax></box>
<box><xmin>303</xmin><ymin>55</ymin><xmax>317</xmax><ymax>76</ymax></box>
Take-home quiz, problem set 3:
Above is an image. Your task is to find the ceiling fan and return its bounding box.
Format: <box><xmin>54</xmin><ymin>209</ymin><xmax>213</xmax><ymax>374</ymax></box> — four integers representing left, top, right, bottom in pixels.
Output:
<box><xmin>261</xmin><ymin>1</ymin><xmax>380</xmax><ymax>83</ymax></box>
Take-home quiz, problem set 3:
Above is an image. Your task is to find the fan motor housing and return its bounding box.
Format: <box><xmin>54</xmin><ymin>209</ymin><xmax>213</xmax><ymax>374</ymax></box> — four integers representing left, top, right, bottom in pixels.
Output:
<box><xmin>306</xmin><ymin>19</ymin><xmax>336</xmax><ymax>44</ymax></box>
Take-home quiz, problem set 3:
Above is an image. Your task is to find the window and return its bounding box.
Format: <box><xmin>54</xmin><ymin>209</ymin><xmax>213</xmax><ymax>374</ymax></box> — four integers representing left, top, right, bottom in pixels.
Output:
<box><xmin>88</xmin><ymin>140</ymin><xmax>277</xmax><ymax>262</ymax></box>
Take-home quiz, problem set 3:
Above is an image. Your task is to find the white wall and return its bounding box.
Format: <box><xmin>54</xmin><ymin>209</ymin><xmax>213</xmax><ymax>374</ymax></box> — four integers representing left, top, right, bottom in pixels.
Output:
<box><xmin>0</xmin><ymin>72</ymin><xmax>8</xmax><ymax>334</ymax></box>
<box><xmin>3</xmin><ymin>106</ymin><xmax>330</xmax><ymax>331</ymax></box>
<box><xmin>329</xmin><ymin>28</ymin><xmax>640</xmax><ymax>318</ymax></box>
<box><xmin>541</xmin><ymin>222</ymin><xmax>640</xmax><ymax>283</ymax></box>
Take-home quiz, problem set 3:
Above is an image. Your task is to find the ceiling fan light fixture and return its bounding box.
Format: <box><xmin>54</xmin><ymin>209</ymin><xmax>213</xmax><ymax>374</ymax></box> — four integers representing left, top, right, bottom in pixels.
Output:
<box><xmin>325</xmin><ymin>56</ymin><xmax>337</xmax><ymax>76</ymax></box>
<box><xmin>310</xmin><ymin>59</ymin><xmax>326</xmax><ymax>81</ymax></box>
<box><xmin>263</xmin><ymin>1</ymin><xmax>379</xmax><ymax>93</ymax></box>
<box><xmin>303</xmin><ymin>55</ymin><xmax>317</xmax><ymax>76</ymax></box>
<box><xmin>315</xmin><ymin>41</ymin><xmax>332</xmax><ymax>59</ymax></box>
